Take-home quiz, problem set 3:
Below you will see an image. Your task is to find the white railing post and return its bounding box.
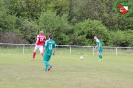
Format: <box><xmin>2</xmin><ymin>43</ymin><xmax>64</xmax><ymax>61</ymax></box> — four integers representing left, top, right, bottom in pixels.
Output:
<box><xmin>23</xmin><ymin>45</ymin><xmax>25</xmax><ymax>54</ymax></box>
<box><xmin>116</xmin><ymin>47</ymin><xmax>117</xmax><ymax>56</ymax></box>
<box><xmin>70</xmin><ymin>45</ymin><xmax>71</xmax><ymax>54</ymax></box>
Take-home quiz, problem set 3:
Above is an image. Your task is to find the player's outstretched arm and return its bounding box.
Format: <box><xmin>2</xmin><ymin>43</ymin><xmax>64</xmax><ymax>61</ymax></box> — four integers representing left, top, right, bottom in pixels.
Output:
<box><xmin>35</xmin><ymin>38</ymin><xmax>39</xmax><ymax>45</ymax></box>
<box><xmin>53</xmin><ymin>48</ymin><xmax>56</xmax><ymax>55</ymax></box>
<box><xmin>95</xmin><ymin>45</ymin><xmax>98</xmax><ymax>50</ymax></box>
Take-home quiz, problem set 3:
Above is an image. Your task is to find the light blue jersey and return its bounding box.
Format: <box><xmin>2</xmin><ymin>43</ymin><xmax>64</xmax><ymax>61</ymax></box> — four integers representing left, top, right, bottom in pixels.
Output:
<box><xmin>96</xmin><ymin>39</ymin><xmax>103</xmax><ymax>52</ymax></box>
<box><xmin>44</xmin><ymin>39</ymin><xmax>56</xmax><ymax>56</ymax></box>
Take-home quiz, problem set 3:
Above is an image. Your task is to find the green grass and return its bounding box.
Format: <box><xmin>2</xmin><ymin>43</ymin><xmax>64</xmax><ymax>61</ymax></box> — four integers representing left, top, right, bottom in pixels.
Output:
<box><xmin>0</xmin><ymin>49</ymin><xmax>133</xmax><ymax>88</ymax></box>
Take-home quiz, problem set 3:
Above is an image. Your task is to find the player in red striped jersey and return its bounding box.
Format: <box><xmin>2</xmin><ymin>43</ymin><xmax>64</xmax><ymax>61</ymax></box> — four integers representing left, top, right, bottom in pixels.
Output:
<box><xmin>31</xmin><ymin>31</ymin><xmax>46</xmax><ymax>61</ymax></box>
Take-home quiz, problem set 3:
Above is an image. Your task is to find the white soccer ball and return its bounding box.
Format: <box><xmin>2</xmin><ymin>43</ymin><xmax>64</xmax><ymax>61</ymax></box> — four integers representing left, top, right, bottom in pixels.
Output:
<box><xmin>80</xmin><ymin>56</ymin><xmax>83</xmax><ymax>60</ymax></box>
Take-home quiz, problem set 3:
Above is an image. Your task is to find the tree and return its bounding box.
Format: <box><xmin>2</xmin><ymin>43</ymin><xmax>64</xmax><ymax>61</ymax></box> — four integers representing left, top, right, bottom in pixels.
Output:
<box><xmin>123</xmin><ymin>30</ymin><xmax>133</xmax><ymax>46</ymax></box>
<box><xmin>72</xmin><ymin>18</ymin><xmax>110</xmax><ymax>46</ymax></box>
<box><xmin>45</xmin><ymin>0</ymin><xmax>70</xmax><ymax>16</ymax></box>
<box><xmin>109</xmin><ymin>30</ymin><xmax>133</xmax><ymax>47</ymax></box>
<box><xmin>6</xmin><ymin>0</ymin><xmax>70</xmax><ymax>19</ymax></box>
<box><xmin>0</xmin><ymin>0</ymin><xmax>17</xmax><ymax>31</ymax></box>
<box><xmin>68</xmin><ymin>0</ymin><xmax>90</xmax><ymax>23</ymax></box>
<box><xmin>89</xmin><ymin>0</ymin><xmax>133</xmax><ymax>31</ymax></box>
<box><xmin>38</xmin><ymin>11</ymin><xmax>71</xmax><ymax>44</ymax></box>
<box><xmin>17</xmin><ymin>18</ymin><xmax>39</xmax><ymax>43</ymax></box>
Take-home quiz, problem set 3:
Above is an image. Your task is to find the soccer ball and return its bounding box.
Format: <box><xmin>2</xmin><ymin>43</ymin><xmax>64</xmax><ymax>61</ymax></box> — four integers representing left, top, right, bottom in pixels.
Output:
<box><xmin>80</xmin><ymin>56</ymin><xmax>83</xmax><ymax>60</ymax></box>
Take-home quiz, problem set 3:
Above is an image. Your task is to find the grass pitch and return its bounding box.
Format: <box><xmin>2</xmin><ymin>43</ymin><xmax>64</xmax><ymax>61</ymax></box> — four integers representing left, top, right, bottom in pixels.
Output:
<box><xmin>0</xmin><ymin>51</ymin><xmax>133</xmax><ymax>88</ymax></box>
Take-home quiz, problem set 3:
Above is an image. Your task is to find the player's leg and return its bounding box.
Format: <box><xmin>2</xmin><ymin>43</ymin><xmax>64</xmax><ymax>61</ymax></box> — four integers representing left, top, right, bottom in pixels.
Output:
<box><xmin>98</xmin><ymin>52</ymin><xmax>102</xmax><ymax>60</ymax></box>
<box><xmin>47</xmin><ymin>56</ymin><xmax>52</xmax><ymax>71</ymax></box>
<box><xmin>43</xmin><ymin>55</ymin><xmax>48</xmax><ymax>71</ymax></box>
<box><xmin>98</xmin><ymin>47</ymin><xmax>103</xmax><ymax>61</ymax></box>
<box><xmin>43</xmin><ymin>55</ymin><xmax>51</xmax><ymax>71</ymax></box>
<box><xmin>39</xmin><ymin>46</ymin><xmax>44</xmax><ymax>57</ymax></box>
<box><xmin>31</xmin><ymin>45</ymin><xmax>38</xmax><ymax>60</ymax></box>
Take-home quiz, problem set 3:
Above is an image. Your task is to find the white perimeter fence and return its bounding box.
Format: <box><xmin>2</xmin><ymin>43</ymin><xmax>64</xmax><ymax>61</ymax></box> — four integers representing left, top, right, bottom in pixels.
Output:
<box><xmin>0</xmin><ymin>43</ymin><xmax>133</xmax><ymax>56</ymax></box>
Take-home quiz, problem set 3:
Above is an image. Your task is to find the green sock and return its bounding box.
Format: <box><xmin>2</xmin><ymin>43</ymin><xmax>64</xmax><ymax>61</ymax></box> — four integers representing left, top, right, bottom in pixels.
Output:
<box><xmin>99</xmin><ymin>55</ymin><xmax>102</xmax><ymax>59</ymax></box>
<box><xmin>44</xmin><ymin>61</ymin><xmax>51</xmax><ymax>71</ymax></box>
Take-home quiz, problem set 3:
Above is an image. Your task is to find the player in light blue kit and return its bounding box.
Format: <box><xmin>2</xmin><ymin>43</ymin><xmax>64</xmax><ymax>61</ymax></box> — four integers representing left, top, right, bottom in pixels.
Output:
<box><xmin>43</xmin><ymin>33</ymin><xmax>56</xmax><ymax>71</ymax></box>
<box><xmin>94</xmin><ymin>36</ymin><xmax>103</xmax><ymax>61</ymax></box>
